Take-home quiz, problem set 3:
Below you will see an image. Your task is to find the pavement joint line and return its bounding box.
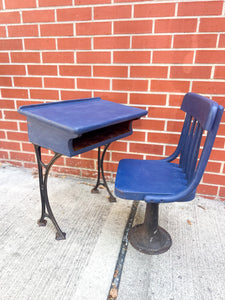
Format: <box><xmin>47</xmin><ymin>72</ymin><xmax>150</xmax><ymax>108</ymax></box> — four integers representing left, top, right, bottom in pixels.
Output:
<box><xmin>107</xmin><ymin>200</ymin><xmax>139</xmax><ymax>300</ymax></box>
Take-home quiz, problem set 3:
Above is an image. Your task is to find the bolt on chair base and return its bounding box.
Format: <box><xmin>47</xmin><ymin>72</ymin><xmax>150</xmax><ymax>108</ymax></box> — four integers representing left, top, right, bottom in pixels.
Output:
<box><xmin>128</xmin><ymin>224</ymin><xmax>172</xmax><ymax>255</ymax></box>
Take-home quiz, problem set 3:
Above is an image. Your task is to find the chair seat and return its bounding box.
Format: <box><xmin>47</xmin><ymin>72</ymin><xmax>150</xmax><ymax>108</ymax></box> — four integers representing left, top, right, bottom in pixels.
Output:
<box><xmin>115</xmin><ymin>159</ymin><xmax>188</xmax><ymax>201</ymax></box>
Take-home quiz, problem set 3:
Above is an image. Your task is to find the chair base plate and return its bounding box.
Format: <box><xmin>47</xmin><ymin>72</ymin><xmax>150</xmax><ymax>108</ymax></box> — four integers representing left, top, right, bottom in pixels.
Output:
<box><xmin>128</xmin><ymin>224</ymin><xmax>172</xmax><ymax>255</ymax></box>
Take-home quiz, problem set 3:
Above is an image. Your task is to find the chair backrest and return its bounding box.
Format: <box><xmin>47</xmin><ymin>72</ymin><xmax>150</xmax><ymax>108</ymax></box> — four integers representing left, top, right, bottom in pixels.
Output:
<box><xmin>174</xmin><ymin>93</ymin><xmax>223</xmax><ymax>185</ymax></box>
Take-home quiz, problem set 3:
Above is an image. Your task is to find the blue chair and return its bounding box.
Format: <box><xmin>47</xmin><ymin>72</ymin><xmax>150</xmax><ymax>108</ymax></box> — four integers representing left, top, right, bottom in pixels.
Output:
<box><xmin>115</xmin><ymin>93</ymin><xmax>224</xmax><ymax>255</ymax></box>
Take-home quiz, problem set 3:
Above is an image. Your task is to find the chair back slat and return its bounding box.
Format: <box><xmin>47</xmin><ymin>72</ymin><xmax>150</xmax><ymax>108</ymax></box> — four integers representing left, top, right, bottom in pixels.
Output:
<box><xmin>186</xmin><ymin>122</ymin><xmax>204</xmax><ymax>182</ymax></box>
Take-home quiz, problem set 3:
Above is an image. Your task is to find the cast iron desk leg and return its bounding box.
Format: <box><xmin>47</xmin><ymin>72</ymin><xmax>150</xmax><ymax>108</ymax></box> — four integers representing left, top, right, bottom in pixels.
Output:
<box><xmin>91</xmin><ymin>144</ymin><xmax>116</xmax><ymax>202</ymax></box>
<box><xmin>34</xmin><ymin>144</ymin><xmax>66</xmax><ymax>240</ymax></box>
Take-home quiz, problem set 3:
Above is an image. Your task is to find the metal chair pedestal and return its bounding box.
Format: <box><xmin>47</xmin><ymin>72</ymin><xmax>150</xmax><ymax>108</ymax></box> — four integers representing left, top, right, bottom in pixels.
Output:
<box><xmin>128</xmin><ymin>203</ymin><xmax>172</xmax><ymax>255</ymax></box>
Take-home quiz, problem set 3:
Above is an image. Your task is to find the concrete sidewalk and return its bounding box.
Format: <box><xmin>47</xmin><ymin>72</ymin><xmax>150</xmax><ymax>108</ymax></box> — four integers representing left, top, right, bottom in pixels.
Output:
<box><xmin>0</xmin><ymin>164</ymin><xmax>224</xmax><ymax>300</ymax></box>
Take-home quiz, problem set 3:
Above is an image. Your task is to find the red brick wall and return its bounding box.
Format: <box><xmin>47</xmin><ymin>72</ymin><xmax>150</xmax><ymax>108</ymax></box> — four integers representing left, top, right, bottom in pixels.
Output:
<box><xmin>0</xmin><ymin>0</ymin><xmax>225</xmax><ymax>199</ymax></box>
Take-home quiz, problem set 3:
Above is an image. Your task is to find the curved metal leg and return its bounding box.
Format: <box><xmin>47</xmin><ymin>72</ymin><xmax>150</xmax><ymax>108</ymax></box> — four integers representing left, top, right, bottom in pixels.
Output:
<box><xmin>128</xmin><ymin>203</ymin><xmax>172</xmax><ymax>255</ymax></box>
<box><xmin>34</xmin><ymin>145</ymin><xmax>66</xmax><ymax>240</ymax></box>
<box><xmin>91</xmin><ymin>144</ymin><xmax>116</xmax><ymax>202</ymax></box>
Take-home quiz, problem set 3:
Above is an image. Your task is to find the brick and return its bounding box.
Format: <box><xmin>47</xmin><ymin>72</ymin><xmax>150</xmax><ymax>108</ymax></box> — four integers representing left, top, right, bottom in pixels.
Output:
<box><xmin>11</xmin><ymin>52</ymin><xmax>40</xmax><ymax>63</ymax></box>
<box><xmin>1</xmin><ymin>88</ymin><xmax>28</xmax><ymax>99</ymax></box>
<box><xmin>57</xmin><ymin>7</ymin><xmax>92</xmax><ymax>21</ymax></box>
<box><xmin>167</xmin><ymin>120</ymin><xmax>183</xmax><ymax>133</ymax></box>
<box><xmin>112</xmin><ymin>152</ymin><xmax>143</xmax><ymax>162</ymax></box>
<box><xmin>4</xmin><ymin>110</ymin><xmax>26</xmax><ymax>121</ymax></box>
<box><xmin>93</xmin><ymin>91</ymin><xmax>127</xmax><ymax>103</ymax></box>
<box><xmin>148</xmin><ymin>132</ymin><xmax>180</xmax><ymax>145</ymax></box>
<box><xmin>173</xmin><ymin>34</ymin><xmax>217</xmax><ymax>48</ymax></box>
<box><xmin>219</xmin><ymin>34</ymin><xmax>225</xmax><ymax>47</ymax></box>
<box><xmin>130</xmin><ymin>93</ymin><xmax>166</xmax><ymax>106</ymax></box>
<box><xmin>0</xmin><ymin>39</ymin><xmax>23</xmax><ymax>50</ymax></box>
<box><xmin>197</xmin><ymin>184</ymin><xmax>218</xmax><ymax>196</ymax></box>
<box><xmin>58</xmin><ymin>38</ymin><xmax>91</xmax><ymax>50</ymax></box>
<box><xmin>130</xmin><ymin>66</ymin><xmax>168</xmax><ymax>78</ymax></box>
<box><xmin>94</xmin><ymin>5</ymin><xmax>131</xmax><ymax>20</ymax></box>
<box><xmin>170</xmin><ymin>66</ymin><xmax>211</xmax><ymax>79</ymax></box>
<box><xmin>93</xmin><ymin>66</ymin><xmax>128</xmax><ymax>78</ymax></box>
<box><xmin>0</xmin><ymin>151</ymin><xmax>8</xmax><ymax>159</ymax></box>
<box><xmin>61</xmin><ymin>90</ymin><xmax>92</xmax><ymax>100</ymax></box>
<box><xmin>114</xmin><ymin>20</ymin><xmax>152</xmax><ymax>34</ymax></box>
<box><xmin>214</xmin><ymin>66</ymin><xmax>225</xmax><ymax>79</ymax></box>
<box><xmin>10</xmin><ymin>151</ymin><xmax>35</xmax><ymax>162</ymax></box>
<box><xmin>0</xmin><ymin>26</ymin><xmax>6</xmax><ymax>37</ymax></box>
<box><xmin>77</xmin><ymin>51</ymin><xmax>111</xmax><ymax>64</ymax></box>
<box><xmin>0</xmin><ymin>100</ymin><xmax>15</xmax><ymax>109</ymax></box>
<box><xmin>209</xmin><ymin>149</ymin><xmax>225</xmax><ymax>161</ymax></box>
<box><xmin>134</xmin><ymin>119</ymin><xmax>165</xmax><ymax>131</ymax></box>
<box><xmin>75</xmin><ymin>0</ymin><xmax>110</xmax><ymax>4</ymax></box>
<box><xmin>28</xmin><ymin>65</ymin><xmax>57</xmax><ymax>76</ymax></box>
<box><xmin>169</xmin><ymin>94</ymin><xmax>184</xmax><ymax>107</ymax></box>
<box><xmin>39</xmin><ymin>0</ymin><xmax>72</xmax><ymax>6</ymax></box>
<box><xmin>0</xmin><ymin>77</ymin><xmax>12</xmax><ymax>86</ymax></box>
<box><xmin>203</xmin><ymin>173</ymin><xmax>225</xmax><ymax>186</ymax></box>
<box><xmin>0</xmin><ymin>0</ymin><xmax>2</xmax><ymax>9</ymax></box>
<box><xmin>59</xmin><ymin>65</ymin><xmax>91</xmax><ymax>77</ymax></box>
<box><xmin>16</xmin><ymin>100</ymin><xmax>43</xmax><ymax>109</ymax></box>
<box><xmin>5</xmin><ymin>0</ymin><xmax>36</xmax><ymax>9</ymax></box>
<box><xmin>0</xmin><ymin>53</ymin><xmax>9</xmax><ymax>63</ymax></box>
<box><xmin>42</xmin><ymin>52</ymin><xmax>74</xmax><ymax>63</ymax></box>
<box><xmin>22</xmin><ymin>142</ymin><xmax>36</xmax><ymax>153</ymax></box>
<box><xmin>40</xmin><ymin>24</ymin><xmax>73</xmax><ymax>37</ymax></box>
<box><xmin>0</xmin><ymin>65</ymin><xmax>26</xmax><ymax>75</ymax></box>
<box><xmin>199</xmin><ymin>17</ymin><xmax>225</xmax><ymax>32</ymax></box>
<box><xmin>113</xmin><ymin>79</ymin><xmax>148</xmax><ymax>92</ymax></box>
<box><xmin>155</xmin><ymin>18</ymin><xmax>197</xmax><ymax>33</ymax></box>
<box><xmin>114</xmin><ymin>51</ymin><xmax>150</xmax><ymax>64</ymax></box>
<box><xmin>44</xmin><ymin>77</ymin><xmax>74</xmax><ymax>89</ymax></box>
<box><xmin>195</xmin><ymin>50</ymin><xmax>225</xmax><ymax>64</ymax></box>
<box><xmin>81</xmin><ymin>169</ymin><xmax>99</xmax><ymax>179</ymax></box>
<box><xmin>153</xmin><ymin>50</ymin><xmax>194</xmax><ymax>64</ymax></box>
<box><xmin>25</xmin><ymin>38</ymin><xmax>56</xmax><ymax>50</ymax></box>
<box><xmin>94</xmin><ymin>36</ymin><xmax>130</xmax><ymax>49</ymax></box>
<box><xmin>0</xmin><ymin>141</ymin><xmax>20</xmax><ymax>151</ymax></box>
<box><xmin>130</xmin><ymin>143</ymin><xmax>163</xmax><ymax>155</ymax></box>
<box><xmin>134</xmin><ymin>3</ymin><xmax>175</xmax><ymax>18</ymax></box>
<box><xmin>205</xmin><ymin>161</ymin><xmax>221</xmax><ymax>173</ymax></box>
<box><xmin>123</xmin><ymin>130</ymin><xmax>145</xmax><ymax>142</ymax></box>
<box><xmin>219</xmin><ymin>187</ymin><xmax>225</xmax><ymax>197</ymax></box>
<box><xmin>132</xmin><ymin>35</ymin><xmax>171</xmax><ymax>49</ymax></box>
<box><xmin>0</xmin><ymin>120</ymin><xmax>17</xmax><ymax>130</ymax></box>
<box><xmin>8</xmin><ymin>25</ymin><xmax>39</xmax><ymax>37</ymax></box>
<box><xmin>30</xmin><ymin>89</ymin><xmax>59</xmax><ymax>100</ymax></box>
<box><xmin>23</xmin><ymin>9</ymin><xmax>55</xmax><ymax>23</ymax></box>
<box><xmin>192</xmin><ymin>81</ymin><xmax>225</xmax><ymax>95</ymax></box>
<box><xmin>115</xmin><ymin>0</ymin><xmax>148</xmax><ymax>2</ymax></box>
<box><xmin>14</xmin><ymin>77</ymin><xmax>42</xmax><ymax>88</ymax></box>
<box><xmin>148</xmin><ymin>107</ymin><xmax>184</xmax><ymax>120</ymax></box>
<box><xmin>77</xmin><ymin>78</ymin><xmax>110</xmax><ymax>90</ymax></box>
<box><xmin>178</xmin><ymin>1</ymin><xmax>223</xmax><ymax>16</ymax></box>
<box><xmin>66</xmin><ymin>157</ymin><xmax>94</xmax><ymax>169</ymax></box>
<box><xmin>0</xmin><ymin>12</ymin><xmax>20</xmax><ymax>24</ymax></box>
<box><xmin>77</xmin><ymin>22</ymin><xmax>111</xmax><ymax>36</ymax></box>
<box><xmin>151</xmin><ymin>80</ymin><xmax>190</xmax><ymax>93</ymax></box>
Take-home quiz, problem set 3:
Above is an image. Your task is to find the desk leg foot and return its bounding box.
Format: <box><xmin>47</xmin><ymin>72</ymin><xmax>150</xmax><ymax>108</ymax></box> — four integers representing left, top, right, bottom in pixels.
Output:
<box><xmin>37</xmin><ymin>218</ymin><xmax>47</xmax><ymax>227</ymax></box>
<box><xmin>108</xmin><ymin>195</ymin><xmax>117</xmax><ymax>203</ymax></box>
<box><xmin>93</xmin><ymin>145</ymin><xmax>117</xmax><ymax>202</ymax></box>
<box><xmin>56</xmin><ymin>231</ymin><xmax>66</xmax><ymax>241</ymax></box>
<box><xmin>91</xmin><ymin>187</ymin><xmax>100</xmax><ymax>194</ymax></box>
<box><xmin>128</xmin><ymin>203</ymin><xmax>172</xmax><ymax>255</ymax></box>
<box><xmin>34</xmin><ymin>145</ymin><xmax>66</xmax><ymax>240</ymax></box>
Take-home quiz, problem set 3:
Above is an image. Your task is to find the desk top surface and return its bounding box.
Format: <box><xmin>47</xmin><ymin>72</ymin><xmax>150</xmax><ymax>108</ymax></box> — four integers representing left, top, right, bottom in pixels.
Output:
<box><xmin>18</xmin><ymin>97</ymin><xmax>147</xmax><ymax>134</ymax></box>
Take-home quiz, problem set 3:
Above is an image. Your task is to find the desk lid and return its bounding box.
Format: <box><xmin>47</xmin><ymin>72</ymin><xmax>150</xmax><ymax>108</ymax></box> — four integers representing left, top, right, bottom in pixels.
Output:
<box><xmin>18</xmin><ymin>97</ymin><xmax>147</xmax><ymax>135</ymax></box>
